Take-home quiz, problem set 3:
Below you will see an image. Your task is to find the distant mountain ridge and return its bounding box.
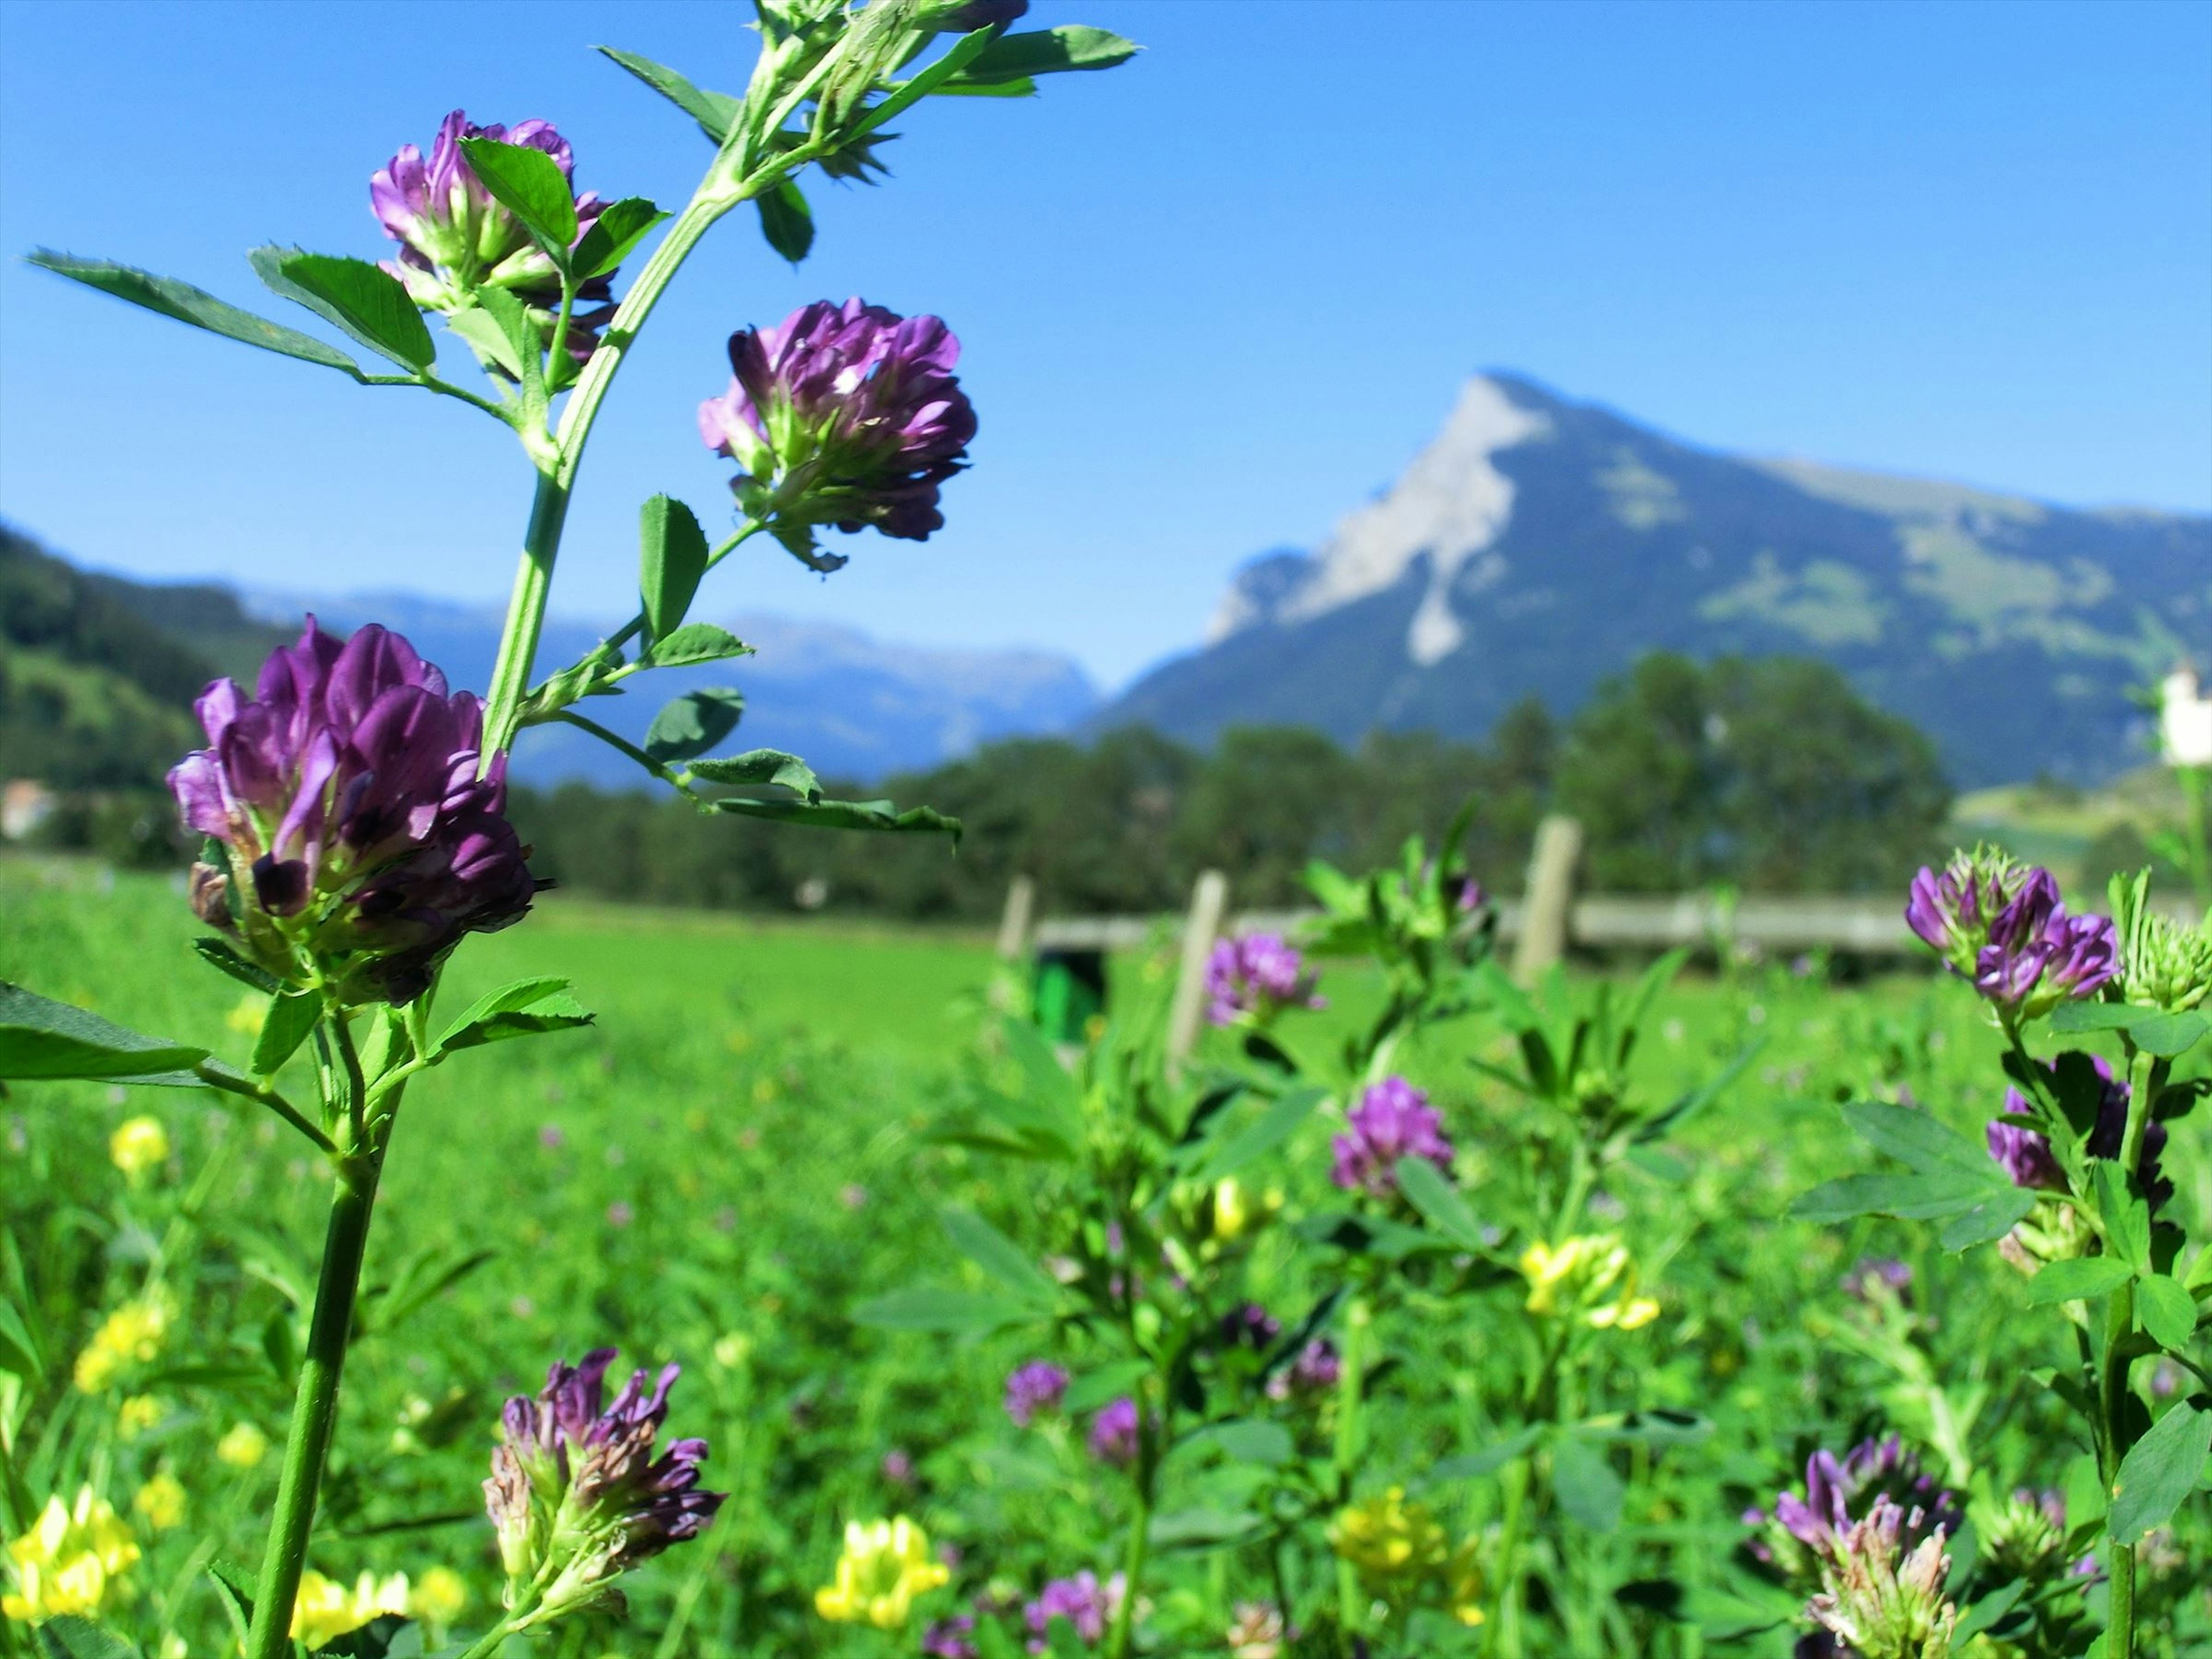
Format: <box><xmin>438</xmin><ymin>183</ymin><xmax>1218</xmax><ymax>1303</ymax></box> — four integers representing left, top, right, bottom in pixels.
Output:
<box><xmin>1103</xmin><ymin>373</ymin><xmax>2211</xmax><ymax>786</ymax></box>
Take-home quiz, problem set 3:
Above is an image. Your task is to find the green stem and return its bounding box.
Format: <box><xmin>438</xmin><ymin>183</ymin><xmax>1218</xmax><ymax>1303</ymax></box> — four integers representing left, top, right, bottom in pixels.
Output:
<box><xmin>1107</xmin><ymin>1477</ymin><xmax>1151</xmax><ymax>1659</ymax></box>
<box><xmin>1487</xmin><ymin>1457</ymin><xmax>1531</xmax><ymax>1658</ymax></box>
<box><xmin>2100</xmin><ymin>1284</ymin><xmax>2138</xmax><ymax>1658</ymax></box>
<box><xmin>243</xmin><ymin>1157</ymin><xmax>381</xmax><ymax>1657</ymax></box>
<box><xmin>2116</xmin><ymin>1046</ymin><xmax>2162</xmax><ymax>1194</ymax></box>
<box><xmin>1333</xmin><ymin>1297</ymin><xmax>1370</xmax><ymax>1633</ymax></box>
<box><xmin>480</xmin><ymin>469</ymin><xmax>573</xmax><ymax>759</ymax></box>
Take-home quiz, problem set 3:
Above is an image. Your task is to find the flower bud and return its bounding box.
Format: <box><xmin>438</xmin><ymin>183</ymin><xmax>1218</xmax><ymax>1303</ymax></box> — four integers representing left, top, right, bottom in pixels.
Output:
<box><xmin>1805</xmin><ymin>1498</ymin><xmax>1959</xmax><ymax>1659</ymax></box>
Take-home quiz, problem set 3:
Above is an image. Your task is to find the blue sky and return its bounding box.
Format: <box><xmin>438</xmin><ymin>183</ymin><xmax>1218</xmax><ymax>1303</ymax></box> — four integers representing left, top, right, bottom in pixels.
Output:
<box><xmin>2</xmin><ymin>0</ymin><xmax>2207</xmax><ymax>688</ymax></box>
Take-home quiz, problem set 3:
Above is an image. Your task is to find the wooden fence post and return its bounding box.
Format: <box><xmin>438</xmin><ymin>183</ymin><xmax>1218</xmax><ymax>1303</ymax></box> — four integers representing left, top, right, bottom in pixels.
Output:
<box><xmin>1512</xmin><ymin>815</ymin><xmax>1584</xmax><ymax>981</ymax></box>
<box><xmin>994</xmin><ymin>874</ymin><xmax>1037</xmax><ymax>963</ymax></box>
<box><xmin>1166</xmin><ymin>869</ymin><xmax>1230</xmax><ymax>1068</ymax></box>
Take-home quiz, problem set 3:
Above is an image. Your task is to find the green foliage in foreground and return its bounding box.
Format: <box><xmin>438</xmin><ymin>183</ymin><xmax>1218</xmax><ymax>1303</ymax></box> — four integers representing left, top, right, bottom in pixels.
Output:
<box><xmin>0</xmin><ymin>857</ymin><xmax>2204</xmax><ymax>1656</ymax></box>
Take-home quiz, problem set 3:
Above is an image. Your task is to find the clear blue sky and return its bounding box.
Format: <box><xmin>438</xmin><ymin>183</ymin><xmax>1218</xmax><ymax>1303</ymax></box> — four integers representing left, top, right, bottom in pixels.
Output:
<box><xmin>2</xmin><ymin>0</ymin><xmax>2207</xmax><ymax>688</ymax></box>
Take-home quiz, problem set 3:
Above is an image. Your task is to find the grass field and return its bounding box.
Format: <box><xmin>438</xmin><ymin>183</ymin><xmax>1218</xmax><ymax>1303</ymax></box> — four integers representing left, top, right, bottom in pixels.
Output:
<box><xmin>1</xmin><ymin>854</ymin><xmax>2206</xmax><ymax>1657</ymax></box>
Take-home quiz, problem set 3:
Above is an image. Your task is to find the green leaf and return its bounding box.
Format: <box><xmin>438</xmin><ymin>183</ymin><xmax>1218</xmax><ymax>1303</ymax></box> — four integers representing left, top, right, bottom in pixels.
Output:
<box><xmin>1937</xmin><ymin>1186</ymin><xmax>2037</xmax><ymax>1252</ymax></box>
<box><xmin>192</xmin><ymin>938</ymin><xmax>280</xmax><ymax>994</ymax></box>
<box><xmin>0</xmin><ymin>1294</ymin><xmax>43</xmax><ymax>1381</ymax></box>
<box><xmin>638</xmin><ymin>494</ymin><xmax>711</xmax><ymax>644</ymax></box>
<box><xmin>2094</xmin><ymin>1161</ymin><xmax>2153</xmax><ymax>1272</ymax></box>
<box><xmin>1551</xmin><ymin>1435</ymin><xmax>1624</xmax><ymax>1532</ymax></box>
<box><xmin>248</xmin><ymin>248</ymin><xmax>434</xmax><ymax>372</ymax></box>
<box><xmin>2049</xmin><ymin>1002</ymin><xmax>2161</xmax><ymax>1033</ymax></box>
<box><xmin>1146</xmin><ymin>1507</ymin><xmax>1262</xmax><ymax>1548</ymax></box>
<box><xmin>456</xmin><ymin>137</ymin><xmax>578</xmax><ymax>250</ymax></box>
<box><xmin>0</xmin><ymin>982</ymin><xmax>209</xmax><ymax>1082</ymax></box>
<box><xmin>950</xmin><ymin>25</ymin><xmax>1140</xmax><ymax>85</ymax></box>
<box><xmin>594</xmin><ymin>46</ymin><xmax>741</xmax><ymax>142</ymax></box>
<box><xmin>644</xmin><ymin>688</ymin><xmax>747</xmax><ymax>763</ymax></box>
<box><xmin>312</xmin><ymin>1615</ymin><xmax>419</xmax><ymax>1657</ymax></box>
<box><xmin>250</xmin><ymin>990</ymin><xmax>320</xmax><ymax>1078</ymax></box>
<box><xmin>28</xmin><ymin>251</ymin><xmax>366</xmax><ymax>377</ymax></box>
<box><xmin>207</xmin><ymin>1562</ymin><xmax>255</xmax><ymax>1642</ymax></box>
<box><xmin>851</xmin><ymin>1287</ymin><xmax>1034</xmax><ymax>1334</ymax></box>
<box><xmin>1395</xmin><ymin>1156</ymin><xmax>1484</xmax><ymax>1249</ymax></box>
<box><xmin>2024</xmin><ymin>1256</ymin><xmax>2134</xmax><ymax>1306</ymax></box>
<box><xmin>1843</xmin><ymin>1099</ymin><xmax>1993</xmax><ymax>1173</ymax></box>
<box><xmin>1950</xmin><ymin>1580</ymin><xmax>2028</xmax><ymax>1644</ymax></box>
<box><xmin>710</xmin><ymin>796</ymin><xmax>960</xmax><ymax>839</ymax></box>
<box><xmin>35</xmin><ymin>1618</ymin><xmax>143</xmax><ymax>1659</ymax></box>
<box><xmin>571</xmin><ymin>196</ymin><xmax>667</xmax><ymax>280</ymax></box>
<box><xmin>434</xmin><ymin>978</ymin><xmax>593</xmax><ymax>1056</ymax></box>
<box><xmin>2126</xmin><ymin>1009</ymin><xmax>2210</xmax><ymax>1058</ymax></box>
<box><xmin>2109</xmin><ymin>1403</ymin><xmax>2211</xmax><ymax>1543</ymax></box>
<box><xmin>1573</xmin><ymin>1408</ymin><xmax>1713</xmax><ymax>1446</ymax></box>
<box><xmin>1635</xmin><ymin>1037</ymin><xmax>1763</xmax><ymax>1143</ymax></box>
<box><xmin>2135</xmin><ymin>1273</ymin><xmax>2199</xmax><ymax>1349</ymax></box>
<box><xmin>445</xmin><ymin>286</ymin><xmax>539</xmax><ymax>381</ymax></box>
<box><xmin>1791</xmin><ymin>1169</ymin><xmax>2003</xmax><ymax>1224</ymax></box>
<box><xmin>1065</xmin><ymin>1360</ymin><xmax>1151</xmax><ymax>1414</ymax></box>
<box><xmin>1194</xmin><ymin>1085</ymin><xmax>1325</xmax><ymax>1182</ymax></box>
<box><xmin>644</xmin><ymin>622</ymin><xmax>751</xmax><ymax>669</ymax></box>
<box><xmin>940</xmin><ymin>1207</ymin><xmax>1056</xmax><ymax>1307</ymax></box>
<box><xmin>1181</xmin><ymin>1419</ymin><xmax>1293</xmax><ymax>1467</ymax></box>
<box><xmin>757</xmin><ymin>178</ymin><xmax>815</xmax><ymax>264</ymax></box>
<box><xmin>689</xmin><ymin>748</ymin><xmax>823</xmax><ymax>800</ymax></box>
<box><xmin>1429</xmin><ymin>1425</ymin><xmax>1546</xmax><ymax>1481</ymax></box>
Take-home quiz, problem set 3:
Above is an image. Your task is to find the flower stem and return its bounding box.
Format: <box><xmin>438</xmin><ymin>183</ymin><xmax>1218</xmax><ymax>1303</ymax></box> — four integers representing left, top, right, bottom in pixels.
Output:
<box><xmin>481</xmin><ymin>468</ymin><xmax>573</xmax><ymax>760</ymax></box>
<box><xmin>2100</xmin><ymin>1282</ymin><xmax>2138</xmax><ymax>1658</ymax></box>
<box><xmin>1107</xmin><ymin>1476</ymin><xmax>1151</xmax><ymax>1659</ymax></box>
<box><xmin>244</xmin><ymin>1156</ymin><xmax>382</xmax><ymax>1657</ymax></box>
<box><xmin>1332</xmin><ymin>1297</ymin><xmax>1370</xmax><ymax>1634</ymax></box>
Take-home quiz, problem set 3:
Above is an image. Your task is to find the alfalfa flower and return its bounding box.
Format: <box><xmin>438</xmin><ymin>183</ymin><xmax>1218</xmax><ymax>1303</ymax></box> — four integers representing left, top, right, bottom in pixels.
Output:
<box><xmin>1518</xmin><ymin>1235</ymin><xmax>1659</xmax><ymax>1331</ymax></box>
<box><xmin>108</xmin><ymin>1115</ymin><xmax>168</xmax><ymax>1179</ymax></box>
<box><xmin>1225</xmin><ymin>1601</ymin><xmax>1288</xmax><ymax>1659</ymax></box>
<box><xmin>371</xmin><ymin>111</ymin><xmax>614</xmax><ymax>355</ymax></box>
<box><xmin>813</xmin><ymin>1517</ymin><xmax>949</xmax><ymax>1628</ymax></box>
<box><xmin>698</xmin><ymin>298</ymin><xmax>978</xmax><ymax>569</ymax></box>
<box><xmin>1987</xmin><ymin>1058</ymin><xmax>2172</xmax><ymax>1213</ymax></box>
<box><xmin>1905</xmin><ymin>847</ymin><xmax>2037</xmax><ymax>975</ymax></box>
<box><xmin>484</xmin><ymin>1347</ymin><xmax>725</xmax><ymax>1624</ymax></box>
<box><xmin>1805</xmin><ymin>1498</ymin><xmax>1959</xmax><ymax>1659</ymax></box>
<box><xmin>130</xmin><ymin>1472</ymin><xmax>185</xmax><ymax>1532</ymax></box>
<box><xmin>1329</xmin><ymin>1487</ymin><xmax>1450</xmax><ymax>1589</ymax></box>
<box><xmin>1329</xmin><ymin>1076</ymin><xmax>1453</xmax><ymax>1199</ymax></box>
<box><xmin>170</xmin><ymin>619</ymin><xmax>540</xmax><ymax>1006</ymax></box>
<box><xmin>1204</xmin><ymin>933</ymin><xmax>1324</xmax><ymax>1027</ymax></box>
<box><xmin>292</xmin><ymin>1570</ymin><xmax>411</xmax><ymax>1647</ymax></box>
<box><xmin>1086</xmin><ymin>1397</ymin><xmax>1141</xmax><ymax>1467</ymax></box>
<box><xmin>1971</xmin><ymin>870</ymin><xmax>2118</xmax><ymax>1018</ymax></box>
<box><xmin>73</xmin><ymin>1297</ymin><xmax>170</xmax><ymax>1393</ymax></box>
<box><xmin>1003</xmin><ymin>1360</ymin><xmax>1069</xmax><ymax>1428</ymax></box>
<box><xmin>1025</xmin><ymin>1571</ymin><xmax>1125</xmax><ymax>1650</ymax></box>
<box><xmin>2</xmin><ymin>1488</ymin><xmax>140</xmax><ymax>1622</ymax></box>
<box><xmin>1744</xmin><ymin>1436</ymin><xmax>1960</xmax><ymax>1592</ymax></box>
<box><xmin>1265</xmin><ymin>1338</ymin><xmax>1342</xmax><ymax>1402</ymax></box>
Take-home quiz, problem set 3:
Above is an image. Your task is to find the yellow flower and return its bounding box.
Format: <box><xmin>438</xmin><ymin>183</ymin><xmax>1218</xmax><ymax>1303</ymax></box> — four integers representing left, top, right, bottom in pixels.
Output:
<box><xmin>813</xmin><ymin>1517</ymin><xmax>949</xmax><ymax>1628</ymax></box>
<box><xmin>410</xmin><ymin>1565</ymin><xmax>468</xmax><ymax>1626</ymax></box>
<box><xmin>216</xmin><ymin>1422</ymin><xmax>270</xmax><ymax>1469</ymax></box>
<box><xmin>1518</xmin><ymin>1234</ymin><xmax>1659</xmax><ymax>1331</ymax></box>
<box><xmin>73</xmin><ymin>1297</ymin><xmax>171</xmax><ymax>1393</ymax></box>
<box><xmin>226</xmin><ymin>993</ymin><xmax>267</xmax><ymax>1037</ymax></box>
<box><xmin>109</xmin><ymin>1116</ymin><xmax>170</xmax><ymax>1179</ymax></box>
<box><xmin>1448</xmin><ymin>1539</ymin><xmax>1487</xmax><ymax>1627</ymax></box>
<box><xmin>116</xmin><ymin>1395</ymin><xmax>164</xmax><ymax>1440</ymax></box>
<box><xmin>2</xmin><ymin>1487</ymin><xmax>141</xmax><ymax>1622</ymax></box>
<box><xmin>291</xmin><ymin>1570</ymin><xmax>411</xmax><ymax>1647</ymax></box>
<box><xmin>1328</xmin><ymin>1487</ymin><xmax>1449</xmax><ymax>1587</ymax></box>
<box><xmin>131</xmin><ymin>1472</ymin><xmax>187</xmax><ymax>1531</ymax></box>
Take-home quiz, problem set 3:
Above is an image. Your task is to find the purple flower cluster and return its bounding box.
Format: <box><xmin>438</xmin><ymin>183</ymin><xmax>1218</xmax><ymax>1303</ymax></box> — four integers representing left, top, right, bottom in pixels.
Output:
<box><xmin>1203</xmin><ymin>933</ymin><xmax>1324</xmax><ymax>1027</ymax></box>
<box><xmin>371</xmin><ymin>111</ymin><xmax>613</xmax><ymax>353</ymax></box>
<box><xmin>1025</xmin><ymin>1571</ymin><xmax>1124</xmax><ymax>1652</ymax></box>
<box><xmin>484</xmin><ymin>1347</ymin><xmax>724</xmax><ymax>1609</ymax></box>
<box><xmin>1265</xmin><ymin>1338</ymin><xmax>1343</xmax><ymax>1401</ymax></box>
<box><xmin>1330</xmin><ymin>1077</ymin><xmax>1454</xmax><ymax>1198</ymax></box>
<box><xmin>1907</xmin><ymin>856</ymin><xmax>2116</xmax><ymax>1018</ymax></box>
<box><xmin>171</xmin><ymin>620</ymin><xmax>537</xmax><ymax>1005</ymax></box>
<box><xmin>1218</xmin><ymin>1302</ymin><xmax>1282</xmax><ymax>1351</ymax></box>
<box><xmin>1987</xmin><ymin>1056</ymin><xmax>2172</xmax><ymax>1211</ymax></box>
<box><xmin>1003</xmin><ymin>1361</ymin><xmax>1069</xmax><ymax>1428</ymax></box>
<box><xmin>1744</xmin><ymin>1435</ymin><xmax>1960</xmax><ymax>1572</ymax></box>
<box><xmin>924</xmin><ymin>1615</ymin><xmax>980</xmax><ymax>1659</ymax></box>
<box><xmin>699</xmin><ymin>298</ymin><xmax>977</xmax><ymax>561</ymax></box>
<box><xmin>1086</xmin><ymin>1397</ymin><xmax>1141</xmax><ymax>1467</ymax></box>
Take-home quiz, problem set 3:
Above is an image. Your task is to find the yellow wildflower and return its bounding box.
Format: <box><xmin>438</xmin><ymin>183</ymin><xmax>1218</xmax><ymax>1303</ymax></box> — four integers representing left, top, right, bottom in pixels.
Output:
<box><xmin>813</xmin><ymin>1517</ymin><xmax>949</xmax><ymax>1628</ymax></box>
<box><xmin>2</xmin><ymin>1487</ymin><xmax>141</xmax><ymax>1622</ymax></box>
<box><xmin>225</xmin><ymin>993</ymin><xmax>266</xmax><ymax>1037</ymax></box>
<box><xmin>73</xmin><ymin>1297</ymin><xmax>171</xmax><ymax>1393</ymax></box>
<box><xmin>116</xmin><ymin>1395</ymin><xmax>164</xmax><ymax>1440</ymax></box>
<box><xmin>1518</xmin><ymin>1234</ymin><xmax>1659</xmax><ymax>1331</ymax></box>
<box><xmin>132</xmin><ymin>1472</ymin><xmax>187</xmax><ymax>1531</ymax></box>
<box><xmin>216</xmin><ymin>1422</ymin><xmax>270</xmax><ymax>1469</ymax></box>
<box><xmin>1328</xmin><ymin>1487</ymin><xmax>1449</xmax><ymax>1586</ymax></box>
<box><xmin>291</xmin><ymin>1570</ymin><xmax>411</xmax><ymax>1646</ymax></box>
<box><xmin>109</xmin><ymin>1116</ymin><xmax>170</xmax><ymax>1179</ymax></box>
<box><xmin>409</xmin><ymin>1565</ymin><xmax>468</xmax><ymax>1626</ymax></box>
<box><xmin>1448</xmin><ymin>1539</ymin><xmax>1488</xmax><ymax>1626</ymax></box>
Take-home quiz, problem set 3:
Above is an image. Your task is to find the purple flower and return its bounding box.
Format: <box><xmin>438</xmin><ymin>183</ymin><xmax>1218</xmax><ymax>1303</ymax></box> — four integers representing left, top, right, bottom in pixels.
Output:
<box><xmin>1086</xmin><ymin>1397</ymin><xmax>1141</xmax><ymax>1467</ymax></box>
<box><xmin>371</xmin><ymin>111</ymin><xmax>613</xmax><ymax>354</ymax></box>
<box><xmin>699</xmin><ymin>298</ymin><xmax>978</xmax><ymax>569</ymax></box>
<box><xmin>1972</xmin><ymin>872</ymin><xmax>2119</xmax><ymax>1017</ymax></box>
<box><xmin>1003</xmin><ymin>1361</ymin><xmax>1069</xmax><ymax>1428</ymax></box>
<box><xmin>1025</xmin><ymin>1572</ymin><xmax>1124</xmax><ymax>1651</ymax></box>
<box><xmin>485</xmin><ymin>1347</ymin><xmax>725</xmax><ymax>1616</ymax></box>
<box><xmin>1760</xmin><ymin>1437</ymin><xmax>1960</xmax><ymax>1562</ymax></box>
<box><xmin>1265</xmin><ymin>1338</ymin><xmax>1342</xmax><ymax>1401</ymax></box>
<box><xmin>882</xmin><ymin>1448</ymin><xmax>915</xmax><ymax>1486</ymax></box>
<box><xmin>1905</xmin><ymin>849</ymin><xmax>2036</xmax><ymax>971</ymax></box>
<box><xmin>1330</xmin><ymin>1077</ymin><xmax>1454</xmax><ymax>1198</ymax></box>
<box><xmin>1456</xmin><ymin>877</ymin><xmax>1488</xmax><ymax>914</ymax></box>
<box><xmin>1218</xmin><ymin>1302</ymin><xmax>1282</xmax><ymax>1351</ymax></box>
<box><xmin>1988</xmin><ymin>1058</ymin><xmax>2172</xmax><ymax>1211</ymax></box>
<box><xmin>169</xmin><ymin>619</ymin><xmax>538</xmax><ymax>1005</ymax></box>
<box><xmin>1987</xmin><ymin>1113</ymin><xmax>2067</xmax><ymax>1192</ymax></box>
<box><xmin>1203</xmin><ymin>933</ymin><xmax>1324</xmax><ymax>1027</ymax></box>
<box><xmin>924</xmin><ymin>1614</ymin><xmax>980</xmax><ymax>1659</ymax></box>
<box><xmin>1839</xmin><ymin>1257</ymin><xmax>1912</xmax><ymax>1304</ymax></box>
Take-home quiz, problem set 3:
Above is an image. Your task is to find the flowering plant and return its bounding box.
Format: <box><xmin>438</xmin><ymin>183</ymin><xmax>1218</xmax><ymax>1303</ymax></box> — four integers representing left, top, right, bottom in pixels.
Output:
<box><xmin>1</xmin><ymin>5</ymin><xmax>1132</xmax><ymax>1652</ymax></box>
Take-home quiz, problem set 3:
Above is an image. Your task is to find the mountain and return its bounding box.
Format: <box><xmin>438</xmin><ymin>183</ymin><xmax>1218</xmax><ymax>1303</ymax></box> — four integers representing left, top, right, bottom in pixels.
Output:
<box><xmin>1100</xmin><ymin>374</ymin><xmax>2212</xmax><ymax>787</ymax></box>
<box><xmin>240</xmin><ymin>590</ymin><xmax>1101</xmax><ymax>788</ymax></box>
